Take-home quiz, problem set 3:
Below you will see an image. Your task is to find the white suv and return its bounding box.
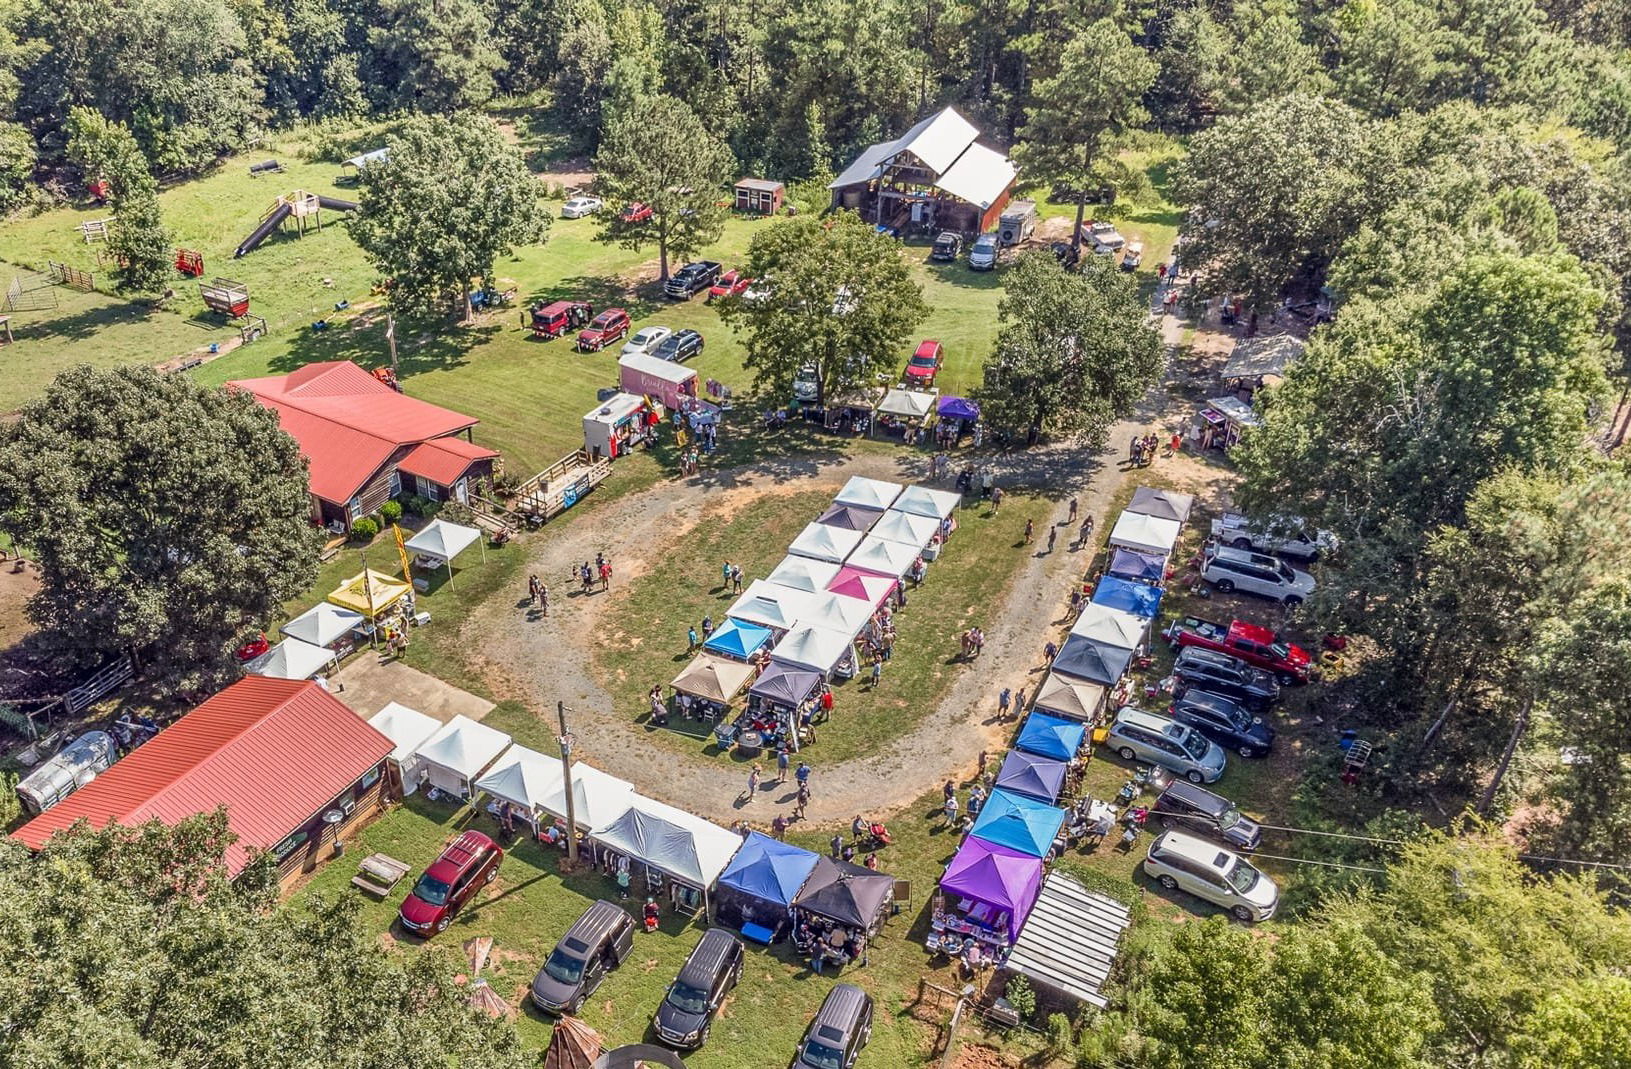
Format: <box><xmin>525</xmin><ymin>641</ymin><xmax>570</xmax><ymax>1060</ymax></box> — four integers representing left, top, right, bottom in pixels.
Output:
<box><xmin>1144</xmin><ymin>829</ymin><xmax>1280</xmax><ymax>922</ymax></box>
<box><xmin>1201</xmin><ymin>545</ymin><xmax>1316</xmax><ymax>606</ymax></box>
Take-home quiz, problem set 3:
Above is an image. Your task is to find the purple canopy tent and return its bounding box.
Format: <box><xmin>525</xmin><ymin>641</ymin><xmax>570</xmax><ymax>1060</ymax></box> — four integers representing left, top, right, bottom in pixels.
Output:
<box><xmin>937</xmin><ymin>396</ymin><xmax>981</xmax><ymax>422</ymax></box>
<box><xmin>994</xmin><ymin>749</ymin><xmax>1068</xmax><ymax>804</ymax></box>
<box><xmin>939</xmin><ymin>836</ymin><xmax>1044</xmax><ymax>942</ymax></box>
<box><xmin>1108</xmin><ymin>547</ymin><xmax>1166</xmax><ymax>584</ymax></box>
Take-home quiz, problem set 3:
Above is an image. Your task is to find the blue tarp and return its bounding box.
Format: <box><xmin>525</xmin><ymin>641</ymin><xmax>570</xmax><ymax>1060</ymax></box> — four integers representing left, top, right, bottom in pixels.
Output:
<box><xmin>1108</xmin><ymin>547</ymin><xmax>1166</xmax><ymax>583</ymax></box>
<box><xmin>703</xmin><ymin>618</ymin><xmax>773</xmax><ymax>660</ymax></box>
<box><xmin>1091</xmin><ymin>575</ymin><xmax>1164</xmax><ymax>619</ymax></box>
<box><xmin>1016</xmin><ymin>711</ymin><xmax>1087</xmax><ymax>762</ymax></box>
<box><xmin>994</xmin><ymin>749</ymin><xmax>1068</xmax><ymax>803</ymax></box>
<box><xmin>938</xmin><ymin>396</ymin><xmax>980</xmax><ymax>422</ymax></box>
<box><xmin>717</xmin><ymin>831</ymin><xmax>820</xmax><ymax>907</ymax></box>
<box><xmin>969</xmin><ymin>789</ymin><xmax>1067</xmax><ymax>858</ymax></box>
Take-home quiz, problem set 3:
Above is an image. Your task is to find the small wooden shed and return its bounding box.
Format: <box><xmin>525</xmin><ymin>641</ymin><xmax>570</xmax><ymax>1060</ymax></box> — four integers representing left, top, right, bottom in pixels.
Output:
<box><xmin>734</xmin><ymin>178</ymin><xmax>785</xmax><ymax>214</ymax></box>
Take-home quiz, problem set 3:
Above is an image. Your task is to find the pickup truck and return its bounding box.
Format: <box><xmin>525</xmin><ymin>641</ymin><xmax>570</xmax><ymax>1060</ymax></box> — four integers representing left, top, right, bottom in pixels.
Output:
<box><xmin>1165</xmin><ymin>616</ymin><xmax>1315</xmax><ymax>685</ymax></box>
<box><xmin>664</xmin><ymin>261</ymin><xmax>723</xmax><ymax>299</ymax></box>
<box><xmin>1210</xmin><ymin>512</ymin><xmax>1336</xmax><ymax>562</ymax></box>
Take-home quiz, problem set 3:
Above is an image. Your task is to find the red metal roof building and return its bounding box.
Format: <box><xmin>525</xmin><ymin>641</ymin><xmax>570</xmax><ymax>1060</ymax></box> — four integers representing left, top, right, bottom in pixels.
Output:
<box><xmin>228</xmin><ymin>361</ymin><xmax>499</xmax><ymax>529</ymax></box>
<box><xmin>15</xmin><ymin>677</ymin><xmax>395</xmax><ymax>880</ymax></box>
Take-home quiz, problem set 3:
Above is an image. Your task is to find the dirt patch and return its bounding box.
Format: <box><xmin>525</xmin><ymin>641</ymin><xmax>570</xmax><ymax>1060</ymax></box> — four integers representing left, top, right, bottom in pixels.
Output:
<box><xmin>538</xmin><ymin>159</ymin><xmax>594</xmax><ymax>192</ymax></box>
<box><xmin>0</xmin><ymin>565</ymin><xmax>38</xmax><ymax>654</ymax></box>
<box><xmin>950</xmin><ymin>1043</ymin><xmax>1022</xmax><ymax>1069</ymax></box>
<box><xmin>1034</xmin><ymin>215</ymin><xmax>1075</xmax><ymax>243</ymax></box>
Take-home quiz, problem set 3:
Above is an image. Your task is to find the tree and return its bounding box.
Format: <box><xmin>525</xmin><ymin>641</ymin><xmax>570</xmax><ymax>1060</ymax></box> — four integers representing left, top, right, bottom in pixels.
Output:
<box><xmin>0</xmin><ymin>121</ymin><xmax>35</xmax><ymax>216</ymax></box>
<box><xmin>64</xmin><ymin>107</ymin><xmax>171</xmax><ymax>294</ymax></box>
<box><xmin>593</xmin><ymin>94</ymin><xmax>734</xmax><ymax>280</ymax></box>
<box><xmin>348</xmin><ymin>113</ymin><xmax>549</xmax><ymax>320</ymax></box>
<box><xmin>1512</xmin><ymin>976</ymin><xmax>1631</xmax><ymax>1069</ymax></box>
<box><xmin>1219</xmin><ymin>0</ymin><xmax>1328</xmax><ymax>114</ymax></box>
<box><xmin>718</xmin><ymin>211</ymin><xmax>928</xmax><ymax>406</ymax></box>
<box><xmin>973</xmin><ymin>252</ymin><xmax>1161</xmax><ymax>446</ymax></box>
<box><xmin>0</xmin><ymin>366</ymin><xmax>321</xmax><ymax>690</ymax></box>
<box><xmin>0</xmin><ymin>813</ymin><xmax>538</xmax><ymax>1069</ymax></box>
<box><xmin>1015</xmin><ymin>21</ymin><xmax>1156</xmax><ymax>251</ymax></box>
<box><xmin>366</xmin><ymin>0</ymin><xmax>503</xmax><ymax>113</ymax></box>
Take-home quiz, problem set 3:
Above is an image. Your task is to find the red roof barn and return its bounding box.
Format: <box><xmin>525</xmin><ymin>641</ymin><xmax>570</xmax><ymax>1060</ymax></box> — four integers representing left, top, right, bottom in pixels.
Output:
<box><xmin>229</xmin><ymin>361</ymin><xmax>499</xmax><ymax>529</ymax></box>
<box><xmin>14</xmin><ymin>677</ymin><xmax>394</xmax><ymax>881</ymax></box>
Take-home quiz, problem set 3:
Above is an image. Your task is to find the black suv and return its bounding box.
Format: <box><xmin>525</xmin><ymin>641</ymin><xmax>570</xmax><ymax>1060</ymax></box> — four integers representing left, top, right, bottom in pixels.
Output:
<box><xmin>653</xmin><ymin>929</ymin><xmax>744</xmax><ymax>1049</ymax></box>
<box><xmin>665</xmin><ymin>260</ymin><xmax>723</xmax><ymax>299</ymax></box>
<box><xmin>653</xmin><ymin>328</ymin><xmax>704</xmax><ymax>362</ymax></box>
<box><xmin>530</xmin><ymin>900</ymin><xmax>635</xmax><ymax>1014</ymax></box>
<box><xmin>930</xmin><ymin>231</ymin><xmax>962</xmax><ymax>261</ymax></box>
<box><xmin>1172</xmin><ymin>646</ymin><xmax>1280</xmax><ymax>712</ymax></box>
<box><xmin>791</xmin><ymin>983</ymin><xmax>873</xmax><ymax>1069</ymax></box>
<box><xmin>1152</xmin><ymin>781</ymin><xmax>1263</xmax><ymax>852</ymax></box>
<box><xmin>1170</xmin><ymin>689</ymin><xmax>1276</xmax><ymax>758</ymax></box>
<box><xmin>1050</xmin><ymin>241</ymin><xmax>1080</xmax><ymax>270</ymax></box>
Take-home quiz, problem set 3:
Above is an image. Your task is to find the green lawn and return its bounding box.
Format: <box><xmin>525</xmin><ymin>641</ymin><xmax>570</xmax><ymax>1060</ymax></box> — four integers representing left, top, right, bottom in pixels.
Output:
<box><xmin>592</xmin><ymin>489</ymin><xmax>1055</xmax><ymax>767</ymax></box>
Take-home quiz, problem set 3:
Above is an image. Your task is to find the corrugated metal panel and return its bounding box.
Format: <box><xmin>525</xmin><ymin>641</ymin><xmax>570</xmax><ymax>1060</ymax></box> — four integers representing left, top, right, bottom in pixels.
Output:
<box><xmin>1006</xmin><ymin>872</ymin><xmax>1133</xmax><ymax>1008</ymax></box>
<box><xmin>14</xmin><ymin>677</ymin><xmax>394</xmax><ymax>876</ymax></box>
<box><xmin>397</xmin><ymin>439</ymin><xmax>497</xmax><ymax>487</ymax></box>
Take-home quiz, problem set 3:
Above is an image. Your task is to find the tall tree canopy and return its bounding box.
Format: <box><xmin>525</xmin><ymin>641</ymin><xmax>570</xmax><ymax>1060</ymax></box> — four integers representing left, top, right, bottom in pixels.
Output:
<box><xmin>0</xmin><ymin>366</ymin><xmax>320</xmax><ymax>689</ymax></box>
<box><xmin>593</xmin><ymin>93</ymin><xmax>735</xmax><ymax>279</ymax></box>
<box><xmin>349</xmin><ymin>113</ymin><xmax>549</xmax><ymax>320</ymax></box>
<box><xmin>365</xmin><ymin>0</ymin><xmax>503</xmax><ymax>114</ymax></box>
<box><xmin>719</xmin><ymin>211</ymin><xmax>927</xmax><ymax>406</ymax></box>
<box><xmin>64</xmin><ymin>107</ymin><xmax>170</xmax><ymax>293</ymax></box>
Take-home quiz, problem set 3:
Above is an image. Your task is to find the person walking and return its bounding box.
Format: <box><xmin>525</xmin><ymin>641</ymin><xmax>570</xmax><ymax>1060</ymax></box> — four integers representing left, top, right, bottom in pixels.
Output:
<box><xmin>721</xmin><ymin>560</ymin><xmax>732</xmax><ymax>590</ymax></box>
<box><xmin>943</xmin><ymin>792</ymin><xmax>960</xmax><ymax>827</ymax></box>
<box><xmin>1023</xmin><ymin>518</ymin><xmax>1034</xmax><ymax>544</ymax></box>
<box><xmin>528</xmin><ymin>574</ymin><xmax>540</xmax><ymax>605</ymax></box>
<box><xmin>732</xmin><ymin>564</ymin><xmax>744</xmax><ymax>593</ymax></box>
<box><xmin>943</xmin><ymin>779</ymin><xmax>956</xmax><ymax>804</ymax></box>
<box><xmin>992</xmin><ymin>485</ymin><xmax>1004</xmax><ymax>515</ymax></box>
<box><xmin>795</xmin><ymin>760</ymin><xmax>812</xmax><ymax>788</ymax></box>
<box><xmin>1079</xmin><ymin>515</ymin><xmax>1094</xmax><ymax>547</ymax></box>
<box><xmin>1014</xmin><ymin>686</ymin><xmax>1026</xmax><ymax>715</ymax></box>
<box><xmin>776</xmin><ymin>746</ymin><xmax>790</xmax><ymax>783</ymax></box>
<box><xmin>795</xmin><ymin>782</ymin><xmax>810</xmax><ymax>820</ymax></box>
<box><xmin>744</xmin><ymin>764</ymin><xmax>761</xmax><ymax>801</ymax></box>
<box><xmin>687</xmin><ymin>625</ymin><xmax>699</xmax><ymax>651</ymax></box>
<box><xmin>998</xmin><ymin>687</ymin><xmax>1011</xmax><ymax>719</ymax></box>
<box><xmin>1046</xmin><ymin>526</ymin><xmax>1057</xmax><ymax>553</ymax></box>
<box><xmin>870</xmin><ymin>659</ymin><xmax>883</xmax><ymax>688</ymax></box>
<box><xmin>701</xmin><ymin>615</ymin><xmax>714</xmax><ymax>640</ymax></box>
<box><xmin>1068</xmin><ymin>498</ymin><xmax>1078</xmax><ymax>523</ymax></box>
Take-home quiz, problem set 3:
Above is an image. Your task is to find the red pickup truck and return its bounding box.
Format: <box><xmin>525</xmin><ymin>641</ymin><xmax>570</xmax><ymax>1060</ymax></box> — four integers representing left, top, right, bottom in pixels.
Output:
<box><xmin>1165</xmin><ymin>616</ymin><xmax>1315</xmax><ymax>684</ymax></box>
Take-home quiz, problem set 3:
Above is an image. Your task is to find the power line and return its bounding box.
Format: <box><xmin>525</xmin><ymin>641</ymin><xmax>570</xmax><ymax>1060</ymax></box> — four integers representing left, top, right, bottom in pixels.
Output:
<box><xmin>1245</xmin><ymin>851</ymin><xmax>1388</xmax><ymax>874</ymax></box>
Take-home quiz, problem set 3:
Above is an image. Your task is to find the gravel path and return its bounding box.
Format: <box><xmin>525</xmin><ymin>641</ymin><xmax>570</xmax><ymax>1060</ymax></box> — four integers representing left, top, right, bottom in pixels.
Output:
<box><xmin>470</xmin><ymin>310</ymin><xmax>1185</xmax><ymax>829</ymax></box>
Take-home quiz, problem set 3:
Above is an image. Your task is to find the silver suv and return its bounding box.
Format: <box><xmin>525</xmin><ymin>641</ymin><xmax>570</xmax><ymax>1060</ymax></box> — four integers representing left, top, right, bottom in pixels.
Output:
<box><xmin>1104</xmin><ymin>707</ymin><xmax>1226</xmax><ymax>784</ymax></box>
<box><xmin>1201</xmin><ymin>545</ymin><xmax>1316</xmax><ymax>605</ymax></box>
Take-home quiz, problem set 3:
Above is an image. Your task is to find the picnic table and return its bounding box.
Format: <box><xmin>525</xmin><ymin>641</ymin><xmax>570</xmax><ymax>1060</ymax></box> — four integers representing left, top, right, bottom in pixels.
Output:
<box><xmin>351</xmin><ymin>852</ymin><xmax>411</xmax><ymax>897</ymax></box>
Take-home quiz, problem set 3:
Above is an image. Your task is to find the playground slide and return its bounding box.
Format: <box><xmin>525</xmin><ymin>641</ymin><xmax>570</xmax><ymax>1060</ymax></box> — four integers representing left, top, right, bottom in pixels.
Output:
<box><xmin>316</xmin><ymin>195</ymin><xmax>358</xmax><ymax>211</ymax></box>
<box><xmin>233</xmin><ymin>203</ymin><xmax>291</xmax><ymax>258</ymax></box>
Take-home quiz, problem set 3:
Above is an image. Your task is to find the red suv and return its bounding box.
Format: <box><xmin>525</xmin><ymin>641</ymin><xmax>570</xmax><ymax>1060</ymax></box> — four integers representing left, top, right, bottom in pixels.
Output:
<box><xmin>577</xmin><ymin>308</ymin><xmax>631</xmax><ymax>351</ymax></box>
<box><xmin>905</xmin><ymin>339</ymin><xmax>943</xmax><ymax>384</ymax></box>
<box><xmin>398</xmin><ymin>830</ymin><xmax>503</xmax><ymax>936</ymax></box>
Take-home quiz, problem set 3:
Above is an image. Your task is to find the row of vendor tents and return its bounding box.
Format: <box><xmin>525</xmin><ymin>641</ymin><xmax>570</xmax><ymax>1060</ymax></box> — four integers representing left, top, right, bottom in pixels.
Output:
<box><xmin>672</xmin><ymin>476</ymin><xmax>964</xmax><ymax>709</ymax></box>
<box><xmin>365</xmin><ymin>703</ymin><xmax>894</xmax><ymax>935</ymax></box>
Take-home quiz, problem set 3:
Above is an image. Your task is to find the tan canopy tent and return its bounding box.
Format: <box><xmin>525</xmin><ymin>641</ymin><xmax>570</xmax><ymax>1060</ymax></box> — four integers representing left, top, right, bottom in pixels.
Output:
<box><xmin>1033</xmin><ymin>672</ymin><xmax>1109</xmax><ymax>723</ymax></box>
<box><xmin>671</xmin><ymin>654</ymin><xmax>755</xmax><ymax>703</ymax></box>
<box><xmin>327</xmin><ymin>569</ymin><xmax>412</xmax><ymax>617</ymax></box>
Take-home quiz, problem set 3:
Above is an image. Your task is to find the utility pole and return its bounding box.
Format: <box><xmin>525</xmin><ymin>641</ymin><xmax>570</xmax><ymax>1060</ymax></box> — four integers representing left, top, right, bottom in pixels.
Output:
<box><xmin>385</xmin><ymin>313</ymin><xmax>399</xmax><ymax>379</ymax></box>
<box><xmin>557</xmin><ymin>701</ymin><xmax>579</xmax><ymax>865</ymax></box>
<box><xmin>1480</xmin><ymin>696</ymin><xmax>1532</xmax><ymax>815</ymax></box>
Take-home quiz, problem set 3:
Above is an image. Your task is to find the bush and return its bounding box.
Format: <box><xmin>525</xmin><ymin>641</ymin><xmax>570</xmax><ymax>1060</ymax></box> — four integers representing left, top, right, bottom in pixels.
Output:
<box><xmin>380</xmin><ymin>500</ymin><xmax>403</xmax><ymax>524</ymax></box>
<box><xmin>350</xmin><ymin>517</ymin><xmax>379</xmax><ymax>541</ymax></box>
<box><xmin>1004</xmin><ymin>975</ymin><xmax>1036</xmax><ymax>1020</ymax></box>
<box><xmin>401</xmin><ymin>495</ymin><xmax>429</xmax><ymax>517</ymax></box>
<box><xmin>438</xmin><ymin>500</ymin><xmax>475</xmax><ymax>527</ymax></box>
<box><xmin>1046</xmin><ymin>1013</ymin><xmax>1074</xmax><ymax>1057</ymax></box>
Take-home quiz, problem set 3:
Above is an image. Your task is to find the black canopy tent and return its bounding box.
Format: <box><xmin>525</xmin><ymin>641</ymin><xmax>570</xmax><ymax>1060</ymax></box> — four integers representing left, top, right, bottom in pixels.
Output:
<box><xmin>816</xmin><ymin>503</ymin><xmax>884</xmax><ymax>532</ymax></box>
<box><xmin>792</xmin><ymin>857</ymin><xmax>896</xmax><ymax>936</ymax></box>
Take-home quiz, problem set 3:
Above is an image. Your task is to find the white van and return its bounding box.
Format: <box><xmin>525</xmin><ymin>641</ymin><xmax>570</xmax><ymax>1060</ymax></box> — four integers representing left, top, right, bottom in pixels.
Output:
<box><xmin>1144</xmin><ymin>829</ymin><xmax>1280</xmax><ymax>921</ymax></box>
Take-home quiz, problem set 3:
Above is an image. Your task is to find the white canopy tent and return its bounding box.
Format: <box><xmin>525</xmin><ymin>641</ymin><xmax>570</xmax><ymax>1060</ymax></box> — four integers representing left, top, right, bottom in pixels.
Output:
<box><xmin>788</xmin><ymin>521</ymin><xmax>865</xmax><ymax>564</ymax></box>
<box><xmin>366</xmin><ymin>702</ymin><xmax>441</xmax><ymax>795</ymax></box>
<box><xmin>800</xmin><ymin>593</ymin><xmax>873</xmax><ymax>639</ymax></box>
<box><xmin>413</xmin><ymin>714</ymin><xmax>512</xmax><ymax>799</ymax></box>
<box><xmin>847</xmin><ymin>534</ymin><xmax>918</xmax><ymax>577</ymax></box>
<box><xmin>538</xmin><ymin>760</ymin><xmax>634</xmax><ymax>832</ymax></box>
<box><xmin>771</xmin><ymin>624</ymin><xmax>855</xmax><ymax>675</ymax></box>
<box><xmin>728</xmin><ymin>580</ymin><xmax>816</xmax><ymax>633</ymax></box>
<box><xmin>766</xmin><ymin>555</ymin><xmax>841</xmax><ymax>595</ymax></box>
<box><xmin>404</xmin><ymin>518</ymin><xmax>485</xmax><ymax>587</ymax></box>
<box><xmin>1125</xmin><ymin>487</ymin><xmax>1195</xmax><ymax>525</ymax></box>
<box><xmin>244</xmin><ymin>637</ymin><xmax>336</xmax><ymax>681</ymax></box>
<box><xmin>875</xmin><ymin>388</ymin><xmax>937</xmax><ymax>421</ymax></box>
<box><xmin>1107</xmin><ymin>511</ymin><xmax>1180</xmax><ymax>556</ymax></box>
<box><xmin>892</xmin><ymin>484</ymin><xmax>961</xmax><ymax>520</ymax></box>
<box><xmin>871</xmin><ymin>509</ymin><xmax>940</xmax><ymax>549</ymax></box>
<box><xmin>590</xmin><ymin>795</ymin><xmax>744</xmax><ymax>895</ymax></box>
<box><xmin>1070</xmin><ymin>603</ymin><xmax>1149</xmax><ymax>651</ymax></box>
<box><xmin>474</xmin><ymin>745</ymin><xmax>565</xmax><ymax>828</ymax></box>
<box><xmin>280</xmin><ymin>602</ymin><xmax>364</xmax><ymax>648</ymax></box>
<box><xmin>833</xmin><ymin>475</ymin><xmax>903</xmax><ymax>512</ymax></box>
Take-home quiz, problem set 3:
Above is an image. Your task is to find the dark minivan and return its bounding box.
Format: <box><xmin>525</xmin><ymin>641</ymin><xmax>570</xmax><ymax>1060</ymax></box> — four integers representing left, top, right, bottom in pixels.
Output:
<box><xmin>1151</xmin><ymin>780</ymin><xmax>1263</xmax><ymax>852</ymax></box>
<box><xmin>653</xmin><ymin>928</ymin><xmax>744</xmax><ymax>1049</ymax></box>
<box><xmin>791</xmin><ymin>983</ymin><xmax>873</xmax><ymax>1069</ymax></box>
<box><xmin>530</xmin><ymin>900</ymin><xmax>636</xmax><ymax>1014</ymax></box>
<box><xmin>1170</xmin><ymin>689</ymin><xmax>1276</xmax><ymax>758</ymax></box>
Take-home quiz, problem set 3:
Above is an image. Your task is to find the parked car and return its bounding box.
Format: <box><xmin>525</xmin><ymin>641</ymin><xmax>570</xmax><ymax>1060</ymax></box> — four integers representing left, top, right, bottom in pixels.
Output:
<box><xmin>577</xmin><ymin>308</ymin><xmax>631</xmax><ymax>351</ymax></box>
<box><xmin>1050</xmin><ymin>241</ymin><xmax>1080</xmax><ymax>270</ymax></box>
<box><xmin>1172</xmin><ymin>646</ymin><xmax>1281</xmax><ymax>711</ymax></box>
<box><xmin>743</xmin><ymin>278</ymin><xmax>774</xmax><ymax>303</ymax></box>
<box><xmin>530</xmin><ymin>299</ymin><xmax>593</xmax><ymax>339</ymax></box>
<box><xmin>561</xmin><ymin>195</ymin><xmax>603</xmax><ymax>218</ymax></box>
<box><xmin>793</xmin><ymin>363</ymin><xmax>821</xmax><ymax>403</ymax></box>
<box><xmin>1210</xmin><ymin>512</ymin><xmax>1336</xmax><ymax>562</ymax></box>
<box><xmin>621</xmin><ymin>324</ymin><xmax>673</xmax><ymax>357</ymax></box>
<box><xmin>709</xmin><ymin>269</ymin><xmax>752</xmax><ymax>300</ymax></box>
<box><xmin>1121</xmin><ymin>240</ymin><xmax>1143</xmax><ymax>271</ymax></box>
<box><xmin>790</xmin><ymin>983</ymin><xmax>873</xmax><ymax>1069</ymax></box>
<box><xmin>653</xmin><ymin>928</ymin><xmax>744</xmax><ymax>1049</ymax></box>
<box><xmin>397</xmin><ymin>830</ymin><xmax>502</xmax><ymax>936</ymax></box>
<box><xmin>1202</xmin><ymin>544</ymin><xmax>1317</xmax><ymax>605</ymax></box>
<box><xmin>930</xmin><ymin>231</ymin><xmax>963</xmax><ymax>261</ymax></box>
<box><xmin>1151</xmin><ymin>780</ymin><xmax>1264</xmax><ymax>852</ymax></box>
<box><xmin>1166</xmin><ymin>616</ymin><xmax>1314</xmax><ymax>685</ymax></box>
<box><xmin>1144</xmin><ymin>830</ymin><xmax>1280</xmax><ymax>922</ymax></box>
<box><xmin>1104</xmin><ymin>706</ymin><xmax>1227</xmax><ymax>784</ymax></box>
<box><xmin>905</xmin><ymin>339</ymin><xmax>943</xmax><ymax>384</ymax></box>
<box><xmin>1170</xmin><ymin>689</ymin><xmax>1276</xmax><ymax>758</ymax></box>
<box><xmin>665</xmin><ymin>260</ymin><xmax>723</xmax><ymax>299</ymax></box>
<box><xmin>530</xmin><ymin>900</ymin><xmax>636</xmax><ymax>1014</ymax></box>
<box><xmin>621</xmin><ymin>202</ymin><xmax>653</xmax><ymax>223</ymax></box>
<box><xmin>967</xmin><ymin>233</ymin><xmax>999</xmax><ymax>271</ymax></box>
<box><xmin>1083</xmin><ymin>220</ymin><xmax>1124</xmax><ymax>253</ymax></box>
<box><xmin>653</xmin><ymin>328</ymin><xmax>704</xmax><ymax>362</ymax></box>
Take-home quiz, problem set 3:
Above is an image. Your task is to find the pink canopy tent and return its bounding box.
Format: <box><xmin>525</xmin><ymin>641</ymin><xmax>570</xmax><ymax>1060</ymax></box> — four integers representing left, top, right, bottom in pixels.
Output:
<box><xmin>939</xmin><ymin>836</ymin><xmax>1044</xmax><ymax>942</ymax></box>
<box><xmin>826</xmin><ymin>565</ymin><xmax>895</xmax><ymax>609</ymax></box>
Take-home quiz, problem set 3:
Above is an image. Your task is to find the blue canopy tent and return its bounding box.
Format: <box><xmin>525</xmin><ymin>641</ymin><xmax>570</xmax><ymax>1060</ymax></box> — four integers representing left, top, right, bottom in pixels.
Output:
<box><xmin>714</xmin><ymin>831</ymin><xmax>821</xmax><ymax>941</ymax></box>
<box><xmin>994</xmin><ymin>749</ymin><xmax>1068</xmax><ymax>803</ymax></box>
<box><xmin>703</xmin><ymin>618</ymin><xmax>773</xmax><ymax>661</ymax></box>
<box><xmin>1050</xmin><ymin>632</ymin><xmax>1133</xmax><ymax>687</ymax></box>
<box><xmin>969</xmin><ymin>790</ymin><xmax>1067</xmax><ymax>858</ymax></box>
<box><xmin>1016</xmin><ymin>711</ymin><xmax>1087</xmax><ymax>761</ymax></box>
<box><xmin>1091</xmin><ymin>575</ymin><xmax>1163</xmax><ymax>619</ymax></box>
<box><xmin>1108</xmin><ymin>547</ymin><xmax>1166</xmax><ymax>584</ymax></box>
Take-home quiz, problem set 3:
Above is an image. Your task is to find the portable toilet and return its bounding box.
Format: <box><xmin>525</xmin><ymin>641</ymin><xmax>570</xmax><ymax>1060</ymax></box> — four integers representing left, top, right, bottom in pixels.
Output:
<box><xmin>998</xmin><ymin>200</ymin><xmax>1039</xmax><ymax>246</ymax></box>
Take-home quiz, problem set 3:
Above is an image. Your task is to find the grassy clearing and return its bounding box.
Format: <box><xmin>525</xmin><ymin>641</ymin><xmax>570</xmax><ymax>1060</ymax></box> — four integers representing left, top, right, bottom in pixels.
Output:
<box><xmin>592</xmin><ymin>489</ymin><xmax>1055</xmax><ymax>767</ymax></box>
